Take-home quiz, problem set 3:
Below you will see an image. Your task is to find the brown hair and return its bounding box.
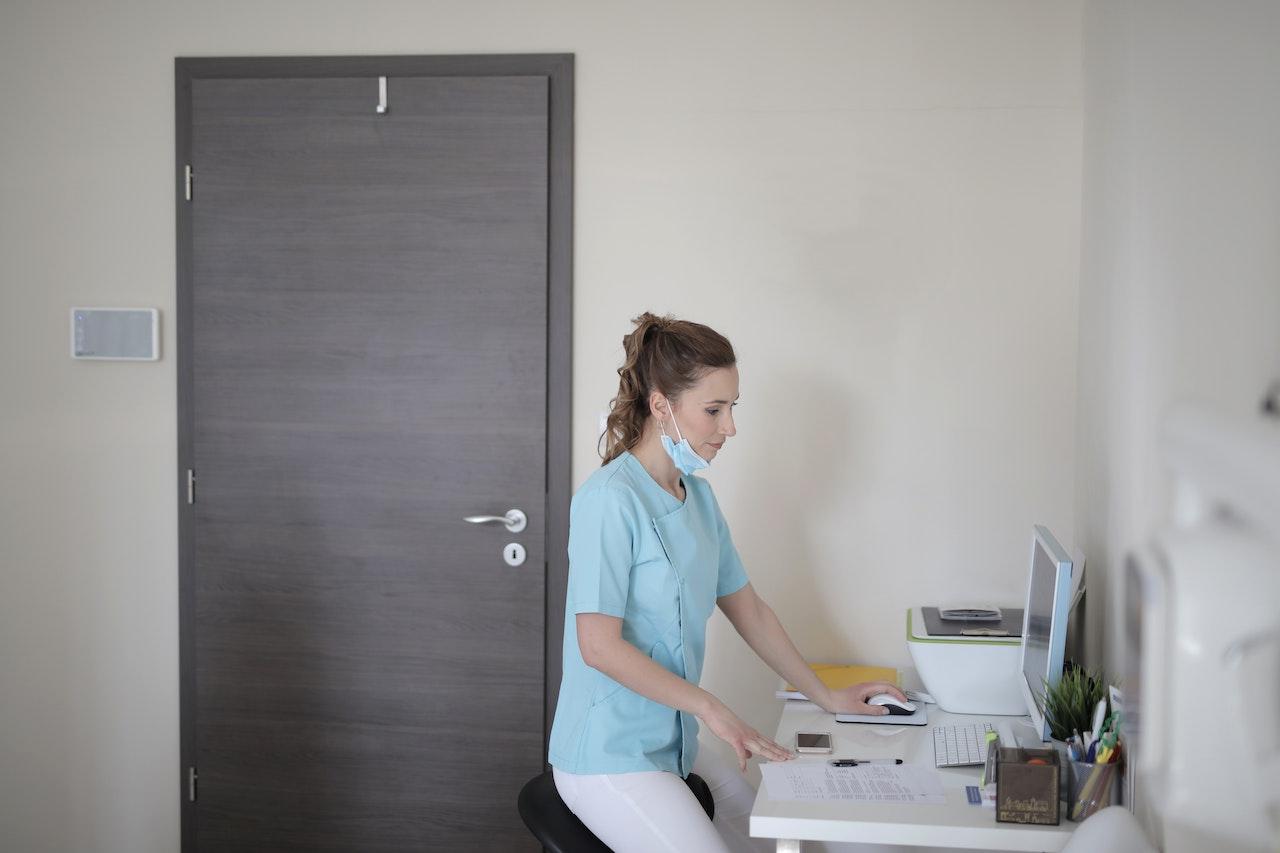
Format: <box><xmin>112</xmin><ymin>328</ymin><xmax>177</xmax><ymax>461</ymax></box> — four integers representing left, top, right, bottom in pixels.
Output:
<box><xmin>599</xmin><ymin>312</ymin><xmax>736</xmax><ymax>465</ymax></box>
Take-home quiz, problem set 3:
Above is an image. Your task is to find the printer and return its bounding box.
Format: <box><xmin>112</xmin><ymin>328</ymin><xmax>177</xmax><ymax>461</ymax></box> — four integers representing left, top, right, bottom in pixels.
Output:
<box><xmin>906</xmin><ymin>607</ymin><xmax>1026</xmax><ymax>715</ymax></box>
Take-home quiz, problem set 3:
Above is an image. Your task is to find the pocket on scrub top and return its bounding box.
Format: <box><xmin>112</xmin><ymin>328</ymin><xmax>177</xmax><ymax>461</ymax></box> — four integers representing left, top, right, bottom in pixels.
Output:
<box><xmin>630</xmin><ymin>554</ymin><xmax>680</xmax><ymax>616</ymax></box>
<box><xmin>589</xmin><ymin>677</ymin><xmax>625</xmax><ymax>709</ymax></box>
<box><xmin>606</xmin><ymin>684</ymin><xmax>681</xmax><ymax>757</ymax></box>
<box><xmin>648</xmin><ymin>639</ymin><xmax>683</xmax><ymax>677</ymax></box>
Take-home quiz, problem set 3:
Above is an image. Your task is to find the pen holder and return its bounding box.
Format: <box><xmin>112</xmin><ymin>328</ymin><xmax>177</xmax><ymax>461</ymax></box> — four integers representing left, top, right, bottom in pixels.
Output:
<box><xmin>995</xmin><ymin>747</ymin><xmax>1060</xmax><ymax>826</ymax></box>
<box><xmin>1067</xmin><ymin>757</ymin><xmax>1121</xmax><ymax>821</ymax></box>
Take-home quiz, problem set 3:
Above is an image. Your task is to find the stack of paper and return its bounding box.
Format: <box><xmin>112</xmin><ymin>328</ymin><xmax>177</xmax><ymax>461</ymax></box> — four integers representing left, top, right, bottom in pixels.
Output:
<box><xmin>761</xmin><ymin>762</ymin><xmax>946</xmax><ymax>804</ymax></box>
<box><xmin>776</xmin><ymin>663</ymin><xmax>899</xmax><ymax>701</ymax></box>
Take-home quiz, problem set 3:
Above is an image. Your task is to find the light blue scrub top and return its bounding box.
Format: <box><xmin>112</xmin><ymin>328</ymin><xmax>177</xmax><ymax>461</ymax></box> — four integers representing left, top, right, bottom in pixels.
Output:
<box><xmin>548</xmin><ymin>451</ymin><xmax>750</xmax><ymax>777</ymax></box>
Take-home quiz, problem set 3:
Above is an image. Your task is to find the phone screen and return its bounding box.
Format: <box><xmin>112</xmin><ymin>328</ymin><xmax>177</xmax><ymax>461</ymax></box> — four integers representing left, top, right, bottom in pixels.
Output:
<box><xmin>796</xmin><ymin>732</ymin><xmax>831</xmax><ymax>749</ymax></box>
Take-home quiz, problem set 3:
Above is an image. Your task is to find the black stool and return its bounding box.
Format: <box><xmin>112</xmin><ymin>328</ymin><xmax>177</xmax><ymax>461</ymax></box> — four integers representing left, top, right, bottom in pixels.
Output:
<box><xmin>518</xmin><ymin>769</ymin><xmax>715</xmax><ymax>852</ymax></box>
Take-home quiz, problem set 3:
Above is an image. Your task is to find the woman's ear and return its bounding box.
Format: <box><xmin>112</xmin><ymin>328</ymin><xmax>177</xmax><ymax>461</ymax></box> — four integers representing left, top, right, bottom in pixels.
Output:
<box><xmin>648</xmin><ymin>390</ymin><xmax>668</xmax><ymax>421</ymax></box>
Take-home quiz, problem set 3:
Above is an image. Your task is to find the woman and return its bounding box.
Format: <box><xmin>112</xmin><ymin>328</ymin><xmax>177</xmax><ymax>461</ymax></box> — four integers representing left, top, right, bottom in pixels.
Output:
<box><xmin>548</xmin><ymin>313</ymin><xmax>906</xmax><ymax>853</ymax></box>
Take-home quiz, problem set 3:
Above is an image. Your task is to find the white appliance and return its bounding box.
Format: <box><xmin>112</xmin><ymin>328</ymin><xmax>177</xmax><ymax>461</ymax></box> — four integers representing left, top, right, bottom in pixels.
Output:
<box><xmin>905</xmin><ymin>608</ymin><xmax>1026</xmax><ymax>715</ymax></box>
<box><xmin>1127</xmin><ymin>407</ymin><xmax>1280</xmax><ymax>853</ymax></box>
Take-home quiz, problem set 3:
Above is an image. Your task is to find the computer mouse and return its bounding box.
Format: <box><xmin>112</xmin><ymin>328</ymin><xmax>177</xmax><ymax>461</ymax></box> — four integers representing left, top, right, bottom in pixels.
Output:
<box><xmin>867</xmin><ymin>694</ymin><xmax>917</xmax><ymax>715</ymax></box>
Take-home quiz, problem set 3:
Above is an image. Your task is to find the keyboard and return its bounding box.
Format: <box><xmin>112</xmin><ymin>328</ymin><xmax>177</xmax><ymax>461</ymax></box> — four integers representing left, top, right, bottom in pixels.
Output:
<box><xmin>933</xmin><ymin>722</ymin><xmax>996</xmax><ymax>767</ymax></box>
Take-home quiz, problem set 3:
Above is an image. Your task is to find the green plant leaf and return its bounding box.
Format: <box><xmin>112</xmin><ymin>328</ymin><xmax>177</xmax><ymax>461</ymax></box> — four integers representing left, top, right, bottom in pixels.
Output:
<box><xmin>1039</xmin><ymin>666</ymin><xmax>1108</xmax><ymax>741</ymax></box>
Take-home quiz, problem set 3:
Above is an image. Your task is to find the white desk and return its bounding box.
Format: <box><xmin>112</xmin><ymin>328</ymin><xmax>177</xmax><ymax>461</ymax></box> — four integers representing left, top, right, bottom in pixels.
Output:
<box><xmin>749</xmin><ymin>701</ymin><xmax>1076</xmax><ymax>852</ymax></box>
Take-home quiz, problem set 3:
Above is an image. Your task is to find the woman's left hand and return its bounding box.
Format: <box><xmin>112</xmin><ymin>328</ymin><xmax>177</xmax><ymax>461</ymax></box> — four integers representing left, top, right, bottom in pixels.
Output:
<box><xmin>825</xmin><ymin>681</ymin><xmax>910</xmax><ymax>715</ymax></box>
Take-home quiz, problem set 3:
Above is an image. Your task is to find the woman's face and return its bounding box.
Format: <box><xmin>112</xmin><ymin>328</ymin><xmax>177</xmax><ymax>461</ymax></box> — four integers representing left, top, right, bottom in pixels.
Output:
<box><xmin>665</xmin><ymin>365</ymin><xmax>739</xmax><ymax>462</ymax></box>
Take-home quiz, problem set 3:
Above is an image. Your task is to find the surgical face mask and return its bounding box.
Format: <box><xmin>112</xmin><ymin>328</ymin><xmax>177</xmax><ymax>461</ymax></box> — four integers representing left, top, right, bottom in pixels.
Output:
<box><xmin>658</xmin><ymin>404</ymin><xmax>709</xmax><ymax>475</ymax></box>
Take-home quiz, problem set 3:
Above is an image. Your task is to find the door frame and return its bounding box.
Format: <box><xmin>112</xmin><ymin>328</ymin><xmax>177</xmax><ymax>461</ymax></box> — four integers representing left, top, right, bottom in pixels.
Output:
<box><xmin>174</xmin><ymin>53</ymin><xmax>573</xmax><ymax>850</ymax></box>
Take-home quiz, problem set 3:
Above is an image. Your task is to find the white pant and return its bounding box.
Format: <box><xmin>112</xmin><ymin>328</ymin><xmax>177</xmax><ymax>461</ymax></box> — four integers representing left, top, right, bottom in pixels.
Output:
<box><xmin>553</xmin><ymin>747</ymin><xmax>775</xmax><ymax>853</ymax></box>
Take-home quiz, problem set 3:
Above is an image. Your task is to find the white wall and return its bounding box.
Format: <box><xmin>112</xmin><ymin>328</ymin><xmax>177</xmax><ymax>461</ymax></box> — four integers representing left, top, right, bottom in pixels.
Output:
<box><xmin>1077</xmin><ymin>0</ymin><xmax>1280</xmax><ymax>686</ymax></box>
<box><xmin>0</xmin><ymin>3</ymin><xmax>1081</xmax><ymax>851</ymax></box>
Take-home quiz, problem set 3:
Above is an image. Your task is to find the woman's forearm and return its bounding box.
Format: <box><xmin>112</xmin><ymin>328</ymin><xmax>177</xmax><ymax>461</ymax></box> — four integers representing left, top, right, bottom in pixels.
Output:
<box><xmin>585</xmin><ymin>638</ymin><xmax>720</xmax><ymax>718</ymax></box>
<box><xmin>734</xmin><ymin>596</ymin><xmax>836</xmax><ymax>711</ymax></box>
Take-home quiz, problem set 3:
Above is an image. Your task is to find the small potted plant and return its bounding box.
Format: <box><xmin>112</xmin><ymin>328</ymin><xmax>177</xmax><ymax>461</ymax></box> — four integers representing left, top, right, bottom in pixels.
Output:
<box><xmin>1041</xmin><ymin>665</ymin><xmax>1108</xmax><ymax>743</ymax></box>
<box><xmin>1040</xmin><ymin>665</ymin><xmax>1108</xmax><ymax>797</ymax></box>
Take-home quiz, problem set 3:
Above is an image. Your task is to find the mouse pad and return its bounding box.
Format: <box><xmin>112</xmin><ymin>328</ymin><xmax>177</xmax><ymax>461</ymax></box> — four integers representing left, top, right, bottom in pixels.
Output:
<box><xmin>834</xmin><ymin>703</ymin><xmax>928</xmax><ymax>726</ymax></box>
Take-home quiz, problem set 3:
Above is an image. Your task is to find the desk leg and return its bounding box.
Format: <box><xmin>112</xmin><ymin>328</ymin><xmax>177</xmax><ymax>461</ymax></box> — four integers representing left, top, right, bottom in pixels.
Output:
<box><xmin>776</xmin><ymin>841</ymin><xmax>802</xmax><ymax>853</ymax></box>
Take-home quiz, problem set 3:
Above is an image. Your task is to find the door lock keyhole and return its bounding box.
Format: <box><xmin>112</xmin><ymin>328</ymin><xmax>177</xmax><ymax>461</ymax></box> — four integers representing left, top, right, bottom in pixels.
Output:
<box><xmin>503</xmin><ymin>542</ymin><xmax>527</xmax><ymax>567</ymax></box>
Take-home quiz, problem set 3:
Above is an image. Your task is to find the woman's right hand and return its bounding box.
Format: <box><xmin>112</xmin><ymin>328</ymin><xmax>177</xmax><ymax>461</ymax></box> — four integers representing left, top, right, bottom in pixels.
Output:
<box><xmin>697</xmin><ymin>697</ymin><xmax>795</xmax><ymax>771</ymax></box>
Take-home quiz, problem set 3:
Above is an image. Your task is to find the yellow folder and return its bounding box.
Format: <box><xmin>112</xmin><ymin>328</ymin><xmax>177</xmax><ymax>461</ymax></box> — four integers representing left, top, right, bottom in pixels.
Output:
<box><xmin>778</xmin><ymin>663</ymin><xmax>899</xmax><ymax>699</ymax></box>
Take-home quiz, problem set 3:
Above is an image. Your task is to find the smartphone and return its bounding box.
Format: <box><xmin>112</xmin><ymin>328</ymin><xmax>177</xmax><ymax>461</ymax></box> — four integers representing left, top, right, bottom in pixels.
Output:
<box><xmin>939</xmin><ymin>607</ymin><xmax>1002</xmax><ymax>622</ymax></box>
<box><xmin>795</xmin><ymin>732</ymin><xmax>832</xmax><ymax>754</ymax></box>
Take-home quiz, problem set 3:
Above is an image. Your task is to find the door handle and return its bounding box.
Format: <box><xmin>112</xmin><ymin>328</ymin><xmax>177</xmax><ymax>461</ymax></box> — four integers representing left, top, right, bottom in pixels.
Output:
<box><xmin>463</xmin><ymin>508</ymin><xmax>527</xmax><ymax>534</ymax></box>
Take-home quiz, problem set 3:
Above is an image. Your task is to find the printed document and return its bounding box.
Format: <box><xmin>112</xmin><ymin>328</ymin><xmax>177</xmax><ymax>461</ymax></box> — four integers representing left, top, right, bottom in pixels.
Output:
<box><xmin>760</xmin><ymin>762</ymin><xmax>946</xmax><ymax>804</ymax></box>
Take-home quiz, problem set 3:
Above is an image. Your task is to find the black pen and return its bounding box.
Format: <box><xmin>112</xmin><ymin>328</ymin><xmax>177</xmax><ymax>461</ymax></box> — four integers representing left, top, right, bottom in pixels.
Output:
<box><xmin>829</xmin><ymin>758</ymin><xmax>904</xmax><ymax>766</ymax></box>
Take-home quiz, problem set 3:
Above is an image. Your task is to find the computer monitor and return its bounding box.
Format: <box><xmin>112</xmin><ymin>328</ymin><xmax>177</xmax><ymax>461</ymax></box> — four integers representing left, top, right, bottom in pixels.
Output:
<box><xmin>1018</xmin><ymin>525</ymin><xmax>1074</xmax><ymax>742</ymax></box>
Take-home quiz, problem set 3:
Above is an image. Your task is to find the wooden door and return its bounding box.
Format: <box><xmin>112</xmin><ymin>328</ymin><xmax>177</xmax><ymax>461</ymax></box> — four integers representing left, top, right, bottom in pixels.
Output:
<box><xmin>177</xmin><ymin>56</ymin><xmax>572</xmax><ymax>852</ymax></box>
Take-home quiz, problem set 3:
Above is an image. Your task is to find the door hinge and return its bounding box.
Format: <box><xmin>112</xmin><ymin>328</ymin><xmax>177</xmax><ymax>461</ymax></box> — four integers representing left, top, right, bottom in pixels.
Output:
<box><xmin>186</xmin><ymin>469</ymin><xmax>196</xmax><ymax>505</ymax></box>
<box><xmin>184</xmin><ymin>165</ymin><xmax>193</xmax><ymax>201</ymax></box>
<box><xmin>188</xmin><ymin>766</ymin><xmax>197</xmax><ymax>802</ymax></box>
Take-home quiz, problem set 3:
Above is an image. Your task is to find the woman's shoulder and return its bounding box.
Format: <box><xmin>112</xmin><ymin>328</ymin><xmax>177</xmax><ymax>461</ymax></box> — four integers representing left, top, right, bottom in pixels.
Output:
<box><xmin>573</xmin><ymin>454</ymin><xmax>646</xmax><ymax>504</ymax></box>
